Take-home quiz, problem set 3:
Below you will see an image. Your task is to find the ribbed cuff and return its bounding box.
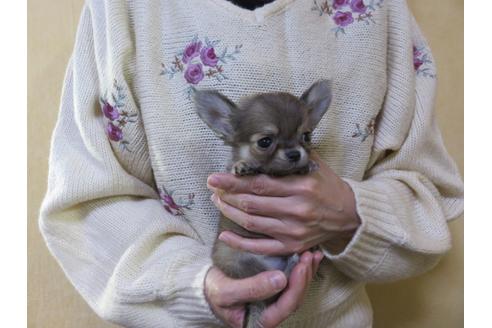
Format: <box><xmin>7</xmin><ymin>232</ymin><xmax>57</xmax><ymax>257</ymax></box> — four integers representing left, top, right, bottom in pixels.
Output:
<box><xmin>157</xmin><ymin>250</ymin><xmax>224</xmax><ymax>327</ymax></box>
<box><xmin>320</xmin><ymin>178</ymin><xmax>406</xmax><ymax>281</ymax></box>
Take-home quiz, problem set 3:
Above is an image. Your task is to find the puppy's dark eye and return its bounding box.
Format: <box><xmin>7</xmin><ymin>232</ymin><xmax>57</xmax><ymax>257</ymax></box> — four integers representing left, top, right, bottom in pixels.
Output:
<box><xmin>257</xmin><ymin>137</ymin><xmax>273</xmax><ymax>149</ymax></box>
<box><xmin>303</xmin><ymin>132</ymin><xmax>312</xmax><ymax>143</ymax></box>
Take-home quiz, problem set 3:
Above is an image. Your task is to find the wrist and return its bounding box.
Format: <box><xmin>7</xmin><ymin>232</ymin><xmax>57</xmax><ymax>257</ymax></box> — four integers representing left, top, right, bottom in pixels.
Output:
<box><xmin>204</xmin><ymin>267</ymin><xmax>229</xmax><ymax>326</ymax></box>
<box><xmin>341</xmin><ymin>180</ymin><xmax>361</xmax><ymax>230</ymax></box>
<box><xmin>322</xmin><ymin>181</ymin><xmax>361</xmax><ymax>254</ymax></box>
<box><xmin>204</xmin><ymin>267</ymin><xmax>219</xmax><ymax>313</ymax></box>
<box><xmin>323</xmin><ymin>229</ymin><xmax>358</xmax><ymax>254</ymax></box>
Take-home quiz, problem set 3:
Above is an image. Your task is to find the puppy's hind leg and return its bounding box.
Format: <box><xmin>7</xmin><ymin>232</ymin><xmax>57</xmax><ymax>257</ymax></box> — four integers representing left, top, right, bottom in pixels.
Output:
<box><xmin>245</xmin><ymin>302</ymin><xmax>267</xmax><ymax>328</ymax></box>
<box><xmin>284</xmin><ymin>253</ymin><xmax>299</xmax><ymax>277</ymax></box>
<box><xmin>242</xmin><ymin>255</ymin><xmax>299</xmax><ymax>328</ymax></box>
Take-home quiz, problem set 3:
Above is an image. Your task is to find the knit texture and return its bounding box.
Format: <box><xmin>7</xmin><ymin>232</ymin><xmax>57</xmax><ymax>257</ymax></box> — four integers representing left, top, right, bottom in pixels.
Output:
<box><xmin>39</xmin><ymin>0</ymin><xmax>463</xmax><ymax>327</ymax></box>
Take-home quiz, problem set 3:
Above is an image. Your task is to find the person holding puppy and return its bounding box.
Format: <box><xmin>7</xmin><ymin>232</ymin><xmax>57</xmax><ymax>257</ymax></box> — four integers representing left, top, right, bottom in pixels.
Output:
<box><xmin>40</xmin><ymin>0</ymin><xmax>463</xmax><ymax>327</ymax></box>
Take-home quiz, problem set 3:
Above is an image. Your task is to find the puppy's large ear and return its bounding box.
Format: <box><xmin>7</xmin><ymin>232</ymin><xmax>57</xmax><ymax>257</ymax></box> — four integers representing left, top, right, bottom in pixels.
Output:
<box><xmin>300</xmin><ymin>80</ymin><xmax>332</xmax><ymax>129</ymax></box>
<box><xmin>193</xmin><ymin>89</ymin><xmax>237</xmax><ymax>142</ymax></box>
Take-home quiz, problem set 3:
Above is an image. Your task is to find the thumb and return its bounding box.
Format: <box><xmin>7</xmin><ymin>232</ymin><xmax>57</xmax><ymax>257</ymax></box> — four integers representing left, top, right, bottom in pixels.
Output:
<box><xmin>222</xmin><ymin>270</ymin><xmax>287</xmax><ymax>306</ymax></box>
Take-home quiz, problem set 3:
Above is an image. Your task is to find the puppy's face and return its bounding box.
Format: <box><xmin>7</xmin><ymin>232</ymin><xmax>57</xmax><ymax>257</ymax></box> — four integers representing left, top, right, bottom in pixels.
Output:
<box><xmin>193</xmin><ymin>80</ymin><xmax>332</xmax><ymax>175</ymax></box>
<box><xmin>231</xmin><ymin>93</ymin><xmax>314</xmax><ymax>175</ymax></box>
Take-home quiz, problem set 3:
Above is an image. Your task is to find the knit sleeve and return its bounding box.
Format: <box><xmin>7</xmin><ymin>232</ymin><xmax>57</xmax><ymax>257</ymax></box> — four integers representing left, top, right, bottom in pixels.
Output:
<box><xmin>39</xmin><ymin>5</ymin><xmax>221</xmax><ymax>327</ymax></box>
<box><xmin>320</xmin><ymin>0</ymin><xmax>464</xmax><ymax>282</ymax></box>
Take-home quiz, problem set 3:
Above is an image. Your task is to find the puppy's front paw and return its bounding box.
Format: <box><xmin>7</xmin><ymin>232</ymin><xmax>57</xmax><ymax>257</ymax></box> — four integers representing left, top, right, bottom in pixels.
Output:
<box><xmin>232</xmin><ymin>160</ymin><xmax>257</xmax><ymax>176</ymax></box>
<box><xmin>294</xmin><ymin>160</ymin><xmax>320</xmax><ymax>175</ymax></box>
<box><xmin>308</xmin><ymin>160</ymin><xmax>320</xmax><ymax>173</ymax></box>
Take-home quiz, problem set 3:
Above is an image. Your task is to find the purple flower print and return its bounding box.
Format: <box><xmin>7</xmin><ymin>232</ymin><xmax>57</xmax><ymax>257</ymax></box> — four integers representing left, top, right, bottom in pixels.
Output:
<box><xmin>350</xmin><ymin>0</ymin><xmax>367</xmax><ymax>14</ymax></box>
<box><xmin>200</xmin><ymin>46</ymin><xmax>219</xmax><ymax>67</ymax></box>
<box><xmin>333</xmin><ymin>11</ymin><xmax>354</xmax><ymax>26</ymax></box>
<box><xmin>313</xmin><ymin>0</ymin><xmax>383</xmax><ymax>37</ymax></box>
<box><xmin>413</xmin><ymin>44</ymin><xmax>435</xmax><ymax>77</ymax></box>
<box><xmin>182</xmin><ymin>41</ymin><xmax>202</xmax><ymax>64</ymax></box>
<box><xmin>100</xmin><ymin>79</ymin><xmax>137</xmax><ymax>151</ymax></box>
<box><xmin>333</xmin><ymin>0</ymin><xmax>350</xmax><ymax>9</ymax></box>
<box><xmin>161</xmin><ymin>35</ymin><xmax>242</xmax><ymax>97</ymax></box>
<box><xmin>106</xmin><ymin>122</ymin><xmax>123</xmax><ymax>141</ymax></box>
<box><xmin>184</xmin><ymin>63</ymin><xmax>204</xmax><ymax>84</ymax></box>
<box><xmin>413</xmin><ymin>57</ymin><xmax>424</xmax><ymax>71</ymax></box>
<box><xmin>159</xmin><ymin>186</ymin><xmax>195</xmax><ymax>216</ymax></box>
<box><xmin>102</xmin><ymin>102</ymin><xmax>119</xmax><ymax>121</ymax></box>
<box><xmin>161</xmin><ymin>193</ymin><xmax>180</xmax><ymax>215</ymax></box>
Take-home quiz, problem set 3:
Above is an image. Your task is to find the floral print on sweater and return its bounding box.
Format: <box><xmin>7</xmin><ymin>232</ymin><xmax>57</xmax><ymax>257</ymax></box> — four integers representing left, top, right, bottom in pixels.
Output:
<box><xmin>161</xmin><ymin>35</ymin><xmax>242</xmax><ymax>97</ymax></box>
<box><xmin>413</xmin><ymin>45</ymin><xmax>436</xmax><ymax>78</ymax></box>
<box><xmin>352</xmin><ymin>117</ymin><xmax>376</xmax><ymax>142</ymax></box>
<box><xmin>312</xmin><ymin>0</ymin><xmax>384</xmax><ymax>37</ymax></box>
<box><xmin>158</xmin><ymin>186</ymin><xmax>195</xmax><ymax>216</ymax></box>
<box><xmin>100</xmin><ymin>80</ymin><xmax>138</xmax><ymax>152</ymax></box>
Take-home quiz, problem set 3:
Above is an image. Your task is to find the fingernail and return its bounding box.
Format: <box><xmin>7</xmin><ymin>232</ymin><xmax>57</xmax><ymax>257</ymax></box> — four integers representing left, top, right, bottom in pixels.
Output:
<box><xmin>208</xmin><ymin>175</ymin><xmax>220</xmax><ymax>187</ymax></box>
<box><xmin>302</xmin><ymin>252</ymin><xmax>313</xmax><ymax>264</ymax></box>
<box><xmin>270</xmin><ymin>273</ymin><xmax>286</xmax><ymax>289</ymax></box>
<box><xmin>218</xmin><ymin>232</ymin><xmax>229</xmax><ymax>242</ymax></box>
<box><xmin>210</xmin><ymin>193</ymin><xmax>217</xmax><ymax>202</ymax></box>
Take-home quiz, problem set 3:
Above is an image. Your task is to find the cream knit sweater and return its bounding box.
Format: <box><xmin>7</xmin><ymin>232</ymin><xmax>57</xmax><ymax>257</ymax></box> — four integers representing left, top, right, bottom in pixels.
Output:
<box><xmin>39</xmin><ymin>0</ymin><xmax>464</xmax><ymax>327</ymax></box>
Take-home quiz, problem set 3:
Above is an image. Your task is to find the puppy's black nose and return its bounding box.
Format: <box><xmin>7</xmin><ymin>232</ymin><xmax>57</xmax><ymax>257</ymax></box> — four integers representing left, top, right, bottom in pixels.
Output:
<box><xmin>286</xmin><ymin>150</ymin><xmax>301</xmax><ymax>162</ymax></box>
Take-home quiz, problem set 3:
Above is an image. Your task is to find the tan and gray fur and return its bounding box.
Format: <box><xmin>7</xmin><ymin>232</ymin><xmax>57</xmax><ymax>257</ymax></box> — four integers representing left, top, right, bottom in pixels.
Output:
<box><xmin>193</xmin><ymin>80</ymin><xmax>332</xmax><ymax>328</ymax></box>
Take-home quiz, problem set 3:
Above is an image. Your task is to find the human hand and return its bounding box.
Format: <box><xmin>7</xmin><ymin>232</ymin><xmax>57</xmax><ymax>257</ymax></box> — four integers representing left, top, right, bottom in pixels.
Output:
<box><xmin>208</xmin><ymin>152</ymin><xmax>361</xmax><ymax>256</ymax></box>
<box><xmin>204</xmin><ymin>251</ymin><xmax>323</xmax><ymax>328</ymax></box>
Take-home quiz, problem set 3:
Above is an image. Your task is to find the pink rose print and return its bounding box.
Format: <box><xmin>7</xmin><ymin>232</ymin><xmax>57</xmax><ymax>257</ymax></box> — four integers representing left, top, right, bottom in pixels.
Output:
<box><xmin>350</xmin><ymin>0</ymin><xmax>367</xmax><ymax>14</ymax></box>
<box><xmin>413</xmin><ymin>57</ymin><xmax>424</xmax><ymax>71</ymax></box>
<box><xmin>159</xmin><ymin>186</ymin><xmax>195</xmax><ymax>216</ymax></box>
<box><xmin>182</xmin><ymin>41</ymin><xmax>202</xmax><ymax>64</ymax></box>
<box><xmin>102</xmin><ymin>102</ymin><xmax>119</xmax><ymax>120</ymax></box>
<box><xmin>184</xmin><ymin>63</ymin><xmax>205</xmax><ymax>84</ymax></box>
<box><xmin>333</xmin><ymin>11</ymin><xmax>354</xmax><ymax>26</ymax></box>
<box><xmin>99</xmin><ymin>79</ymin><xmax>138</xmax><ymax>151</ymax></box>
<box><xmin>333</xmin><ymin>0</ymin><xmax>349</xmax><ymax>9</ymax></box>
<box><xmin>200</xmin><ymin>46</ymin><xmax>219</xmax><ymax>67</ymax></box>
<box><xmin>161</xmin><ymin>35</ymin><xmax>242</xmax><ymax>98</ymax></box>
<box><xmin>413</xmin><ymin>44</ymin><xmax>436</xmax><ymax>78</ymax></box>
<box><xmin>106</xmin><ymin>122</ymin><xmax>123</xmax><ymax>141</ymax></box>
<box><xmin>312</xmin><ymin>0</ymin><xmax>384</xmax><ymax>37</ymax></box>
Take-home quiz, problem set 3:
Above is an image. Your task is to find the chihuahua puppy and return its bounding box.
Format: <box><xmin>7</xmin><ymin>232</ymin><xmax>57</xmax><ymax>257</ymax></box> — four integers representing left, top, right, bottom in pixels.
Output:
<box><xmin>193</xmin><ymin>80</ymin><xmax>332</xmax><ymax>328</ymax></box>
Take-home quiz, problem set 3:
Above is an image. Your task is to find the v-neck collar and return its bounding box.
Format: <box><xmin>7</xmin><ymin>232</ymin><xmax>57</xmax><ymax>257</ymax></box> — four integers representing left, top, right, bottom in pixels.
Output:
<box><xmin>208</xmin><ymin>0</ymin><xmax>298</xmax><ymax>24</ymax></box>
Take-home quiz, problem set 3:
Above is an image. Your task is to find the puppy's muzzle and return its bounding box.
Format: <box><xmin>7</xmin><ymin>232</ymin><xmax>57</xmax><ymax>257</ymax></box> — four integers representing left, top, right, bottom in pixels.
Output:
<box><xmin>286</xmin><ymin>149</ymin><xmax>301</xmax><ymax>162</ymax></box>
